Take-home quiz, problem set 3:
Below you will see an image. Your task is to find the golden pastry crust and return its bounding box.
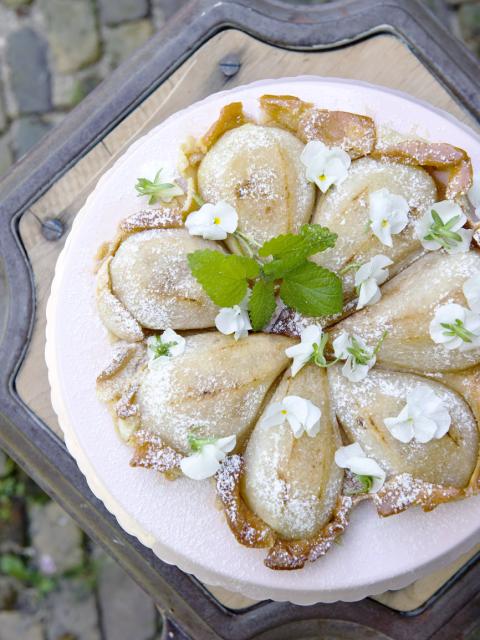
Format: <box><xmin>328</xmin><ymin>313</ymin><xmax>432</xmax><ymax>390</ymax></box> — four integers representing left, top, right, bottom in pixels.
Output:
<box><xmin>372</xmin><ymin>473</ymin><xmax>462</xmax><ymax>516</ymax></box>
<box><xmin>259</xmin><ymin>94</ymin><xmax>376</xmax><ymax>159</ymax></box>
<box><xmin>130</xmin><ymin>430</ymin><xmax>182</xmax><ymax>479</ymax></box>
<box><xmin>371</xmin><ymin>139</ymin><xmax>472</xmax><ymax>199</ymax></box>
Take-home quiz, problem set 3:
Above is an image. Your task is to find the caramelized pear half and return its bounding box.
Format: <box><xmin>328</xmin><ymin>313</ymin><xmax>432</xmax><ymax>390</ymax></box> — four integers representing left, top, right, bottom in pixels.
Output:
<box><xmin>328</xmin><ymin>366</ymin><xmax>478</xmax><ymax>488</ymax></box>
<box><xmin>242</xmin><ymin>366</ymin><xmax>343</xmax><ymax>539</ymax></box>
<box><xmin>136</xmin><ymin>332</ymin><xmax>294</xmax><ymax>455</ymax></box>
<box><xmin>331</xmin><ymin>250</ymin><xmax>480</xmax><ymax>372</ymax></box>
<box><xmin>311</xmin><ymin>157</ymin><xmax>437</xmax><ymax>300</ymax></box>
<box><xmin>197</xmin><ymin>124</ymin><xmax>315</xmax><ymax>252</ymax></box>
<box><xmin>108</xmin><ymin>228</ymin><xmax>221</xmax><ymax>331</ymax></box>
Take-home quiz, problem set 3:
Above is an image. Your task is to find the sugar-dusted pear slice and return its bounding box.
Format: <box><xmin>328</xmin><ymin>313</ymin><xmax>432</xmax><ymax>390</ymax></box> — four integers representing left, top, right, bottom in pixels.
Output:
<box><xmin>108</xmin><ymin>228</ymin><xmax>222</xmax><ymax>331</ymax></box>
<box><xmin>136</xmin><ymin>332</ymin><xmax>295</xmax><ymax>454</ymax></box>
<box><xmin>242</xmin><ymin>365</ymin><xmax>343</xmax><ymax>540</ymax></box>
<box><xmin>197</xmin><ymin>124</ymin><xmax>315</xmax><ymax>252</ymax></box>
<box><xmin>328</xmin><ymin>365</ymin><xmax>478</xmax><ymax>488</ymax></box>
<box><xmin>331</xmin><ymin>249</ymin><xmax>480</xmax><ymax>372</ymax></box>
<box><xmin>96</xmin><ymin>257</ymin><xmax>144</xmax><ymax>342</ymax></box>
<box><xmin>311</xmin><ymin>157</ymin><xmax>437</xmax><ymax>300</ymax></box>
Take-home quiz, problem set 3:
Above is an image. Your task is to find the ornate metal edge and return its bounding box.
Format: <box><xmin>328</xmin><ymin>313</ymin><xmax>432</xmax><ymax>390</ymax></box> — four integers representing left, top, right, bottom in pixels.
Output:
<box><xmin>0</xmin><ymin>1</ymin><xmax>479</xmax><ymax>638</ymax></box>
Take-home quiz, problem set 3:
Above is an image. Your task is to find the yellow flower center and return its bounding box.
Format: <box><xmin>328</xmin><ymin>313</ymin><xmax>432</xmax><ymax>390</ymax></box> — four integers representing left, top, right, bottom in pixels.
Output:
<box><xmin>281</xmin><ymin>409</ymin><xmax>288</xmax><ymax>415</ymax></box>
<box><xmin>318</xmin><ymin>174</ymin><xmax>327</xmax><ymax>182</ymax></box>
<box><xmin>213</xmin><ymin>216</ymin><xmax>221</xmax><ymax>225</ymax></box>
<box><xmin>381</xmin><ymin>219</ymin><xmax>389</xmax><ymax>228</ymax></box>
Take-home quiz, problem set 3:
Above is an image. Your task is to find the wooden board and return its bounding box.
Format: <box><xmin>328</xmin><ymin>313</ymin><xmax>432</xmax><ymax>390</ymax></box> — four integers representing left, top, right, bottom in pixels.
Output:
<box><xmin>15</xmin><ymin>29</ymin><xmax>480</xmax><ymax>613</ymax></box>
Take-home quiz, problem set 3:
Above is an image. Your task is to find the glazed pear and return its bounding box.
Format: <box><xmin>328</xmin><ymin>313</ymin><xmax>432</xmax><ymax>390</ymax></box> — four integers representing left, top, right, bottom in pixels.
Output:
<box><xmin>328</xmin><ymin>366</ymin><xmax>478</xmax><ymax>488</ymax></box>
<box><xmin>108</xmin><ymin>228</ymin><xmax>221</xmax><ymax>331</ymax></box>
<box><xmin>331</xmin><ymin>249</ymin><xmax>480</xmax><ymax>372</ymax></box>
<box><xmin>197</xmin><ymin>124</ymin><xmax>315</xmax><ymax>252</ymax></box>
<box><xmin>311</xmin><ymin>157</ymin><xmax>437</xmax><ymax>300</ymax></box>
<box><xmin>96</xmin><ymin>257</ymin><xmax>144</xmax><ymax>342</ymax></box>
<box><xmin>242</xmin><ymin>366</ymin><xmax>343</xmax><ymax>540</ymax></box>
<box><xmin>136</xmin><ymin>332</ymin><xmax>294</xmax><ymax>454</ymax></box>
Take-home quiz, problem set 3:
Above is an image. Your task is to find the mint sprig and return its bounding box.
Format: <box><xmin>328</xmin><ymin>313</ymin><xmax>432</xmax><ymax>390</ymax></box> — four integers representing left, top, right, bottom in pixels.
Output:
<box><xmin>188</xmin><ymin>224</ymin><xmax>343</xmax><ymax>330</ymax></box>
<box><xmin>260</xmin><ymin>224</ymin><xmax>337</xmax><ymax>278</ymax></box>
<box><xmin>279</xmin><ymin>262</ymin><xmax>343</xmax><ymax>316</ymax></box>
<box><xmin>248</xmin><ymin>280</ymin><xmax>276</xmax><ymax>331</ymax></box>
<box><xmin>187</xmin><ymin>251</ymin><xmax>259</xmax><ymax>307</ymax></box>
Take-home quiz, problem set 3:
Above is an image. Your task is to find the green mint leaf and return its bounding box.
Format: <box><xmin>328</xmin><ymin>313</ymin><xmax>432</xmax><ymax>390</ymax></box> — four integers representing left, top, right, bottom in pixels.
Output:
<box><xmin>259</xmin><ymin>224</ymin><xmax>336</xmax><ymax>258</ymax></box>
<box><xmin>259</xmin><ymin>224</ymin><xmax>337</xmax><ymax>277</ymax></box>
<box><xmin>279</xmin><ymin>262</ymin><xmax>343</xmax><ymax>317</ymax></box>
<box><xmin>248</xmin><ymin>280</ymin><xmax>276</xmax><ymax>331</ymax></box>
<box><xmin>259</xmin><ymin>233</ymin><xmax>304</xmax><ymax>258</ymax></box>
<box><xmin>187</xmin><ymin>250</ymin><xmax>259</xmax><ymax>307</ymax></box>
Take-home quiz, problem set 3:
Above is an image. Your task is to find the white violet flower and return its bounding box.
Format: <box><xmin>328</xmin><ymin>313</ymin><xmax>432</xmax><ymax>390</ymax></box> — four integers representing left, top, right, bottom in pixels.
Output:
<box><xmin>185</xmin><ymin>200</ymin><xmax>238</xmax><ymax>240</ymax></box>
<box><xmin>415</xmin><ymin>200</ymin><xmax>473</xmax><ymax>254</ymax></box>
<box><xmin>334</xmin><ymin>442</ymin><xmax>385</xmax><ymax>493</ymax></box>
<box><xmin>147</xmin><ymin>329</ymin><xmax>186</xmax><ymax>369</ymax></box>
<box><xmin>285</xmin><ymin>324</ymin><xmax>326</xmax><ymax>377</ymax></box>
<box><xmin>354</xmin><ymin>255</ymin><xmax>393</xmax><ymax>310</ymax></box>
<box><xmin>467</xmin><ymin>173</ymin><xmax>480</xmax><ymax>218</ymax></box>
<box><xmin>384</xmin><ymin>384</ymin><xmax>451</xmax><ymax>444</ymax></box>
<box><xmin>180</xmin><ymin>434</ymin><xmax>236</xmax><ymax>481</ymax></box>
<box><xmin>300</xmin><ymin>140</ymin><xmax>351</xmax><ymax>193</ymax></box>
<box><xmin>135</xmin><ymin>164</ymin><xmax>184</xmax><ymax>204</ymax></box>
<box><xmin>429</xmin><ymin>303</ymin><xmax>480</xmax><ymax>351</ymax></box>
<box><xmin>261</xmin><ymin>395</ymin><xmax>321</xmax><ymax>438</ymax></box>
<box><xmin>463</xmin><ymin>273</ymin><xmax>480</xmax><ymax>314</ymax></box>
<box><xmin>368</xmin><ymin>188</ymin><xmax>409</xmax><ymax>247</ymax></box>
<box><xmin>332</xmin><ymin>332</ymin><xmax>378</xmax><ymax>382</ymax></box>
<box><xmin>215</xmin><ymin>293</ymin><xmax>252</xmax><ymax>340</ymax></box>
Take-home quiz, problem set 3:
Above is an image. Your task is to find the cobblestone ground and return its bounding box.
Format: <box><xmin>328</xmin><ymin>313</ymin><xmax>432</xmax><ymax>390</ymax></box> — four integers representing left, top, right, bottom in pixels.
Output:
<box><xmin>0</xmin><ymin>1</ymin><xmax>479</xmax><ymax>639</ymax></box>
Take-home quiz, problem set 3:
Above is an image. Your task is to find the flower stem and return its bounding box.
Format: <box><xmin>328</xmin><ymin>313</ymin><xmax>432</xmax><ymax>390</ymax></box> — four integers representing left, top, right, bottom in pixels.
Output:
<box><xmin>440</xmin><ymin>319</ymin><xmax>474</xmax><ymax>343</ymax></box>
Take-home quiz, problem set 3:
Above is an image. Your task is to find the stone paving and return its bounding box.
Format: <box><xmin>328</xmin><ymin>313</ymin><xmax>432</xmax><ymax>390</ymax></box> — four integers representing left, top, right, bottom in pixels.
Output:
<box><xmin>0</xmin><ymin>1</ymin><xmax>479</xmax><ymax>638</ymax></box>
<box><xmin>0</xmin><ymin>451</ymin><xmax>162</xmax><ymax>639</ymax></box>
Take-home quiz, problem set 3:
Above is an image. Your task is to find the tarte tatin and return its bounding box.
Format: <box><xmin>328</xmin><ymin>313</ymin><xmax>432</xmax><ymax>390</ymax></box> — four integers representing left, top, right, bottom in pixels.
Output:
<box><xmin>95</xmin><ymin>94</ymin><xmax>480</xmax><ymax>570</ymax></box>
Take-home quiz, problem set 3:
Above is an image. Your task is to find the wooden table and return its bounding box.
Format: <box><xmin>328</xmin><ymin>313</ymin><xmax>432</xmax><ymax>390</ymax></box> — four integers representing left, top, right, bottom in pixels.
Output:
<box><xmin>1</xmin><ymin>1</ymin><xmax>479</xmax><ymax>638</ymax></box>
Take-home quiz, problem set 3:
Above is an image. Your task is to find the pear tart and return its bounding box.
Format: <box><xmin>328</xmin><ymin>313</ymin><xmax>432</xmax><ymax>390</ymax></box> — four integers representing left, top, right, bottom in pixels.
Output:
<box><xmin>95</xmin><ymin>94</ymin><xmax>480</xmax><ymax>571</ymax></box>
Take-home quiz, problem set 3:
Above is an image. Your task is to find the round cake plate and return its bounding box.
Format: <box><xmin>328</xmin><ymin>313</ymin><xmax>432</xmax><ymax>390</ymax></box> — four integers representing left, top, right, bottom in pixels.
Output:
<box><xmin>46</xmin><ymin>77</ymin><xmax>480</xmax><ymax>605</ymax></box>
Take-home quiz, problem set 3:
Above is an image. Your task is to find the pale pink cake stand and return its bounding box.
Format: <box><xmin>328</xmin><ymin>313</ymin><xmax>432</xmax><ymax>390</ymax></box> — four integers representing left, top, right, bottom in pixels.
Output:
<box><xmin>46</xmin><ymin>77</ymin><xmax>480</xmax><ymax>605</ymax></box>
